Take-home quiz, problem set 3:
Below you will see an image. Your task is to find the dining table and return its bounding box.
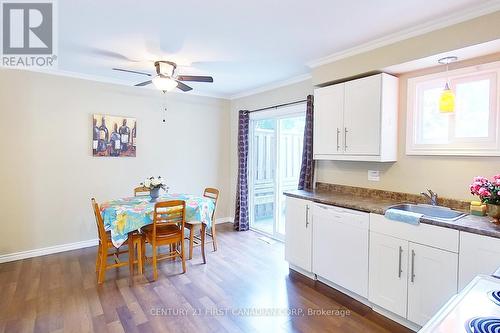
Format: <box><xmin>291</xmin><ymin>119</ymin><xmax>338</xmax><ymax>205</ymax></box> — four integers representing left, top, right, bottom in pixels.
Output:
<box><xmin>100</xmin><ymin>193</ymin><xmax>215</xmax><ymax>248</ymax></box>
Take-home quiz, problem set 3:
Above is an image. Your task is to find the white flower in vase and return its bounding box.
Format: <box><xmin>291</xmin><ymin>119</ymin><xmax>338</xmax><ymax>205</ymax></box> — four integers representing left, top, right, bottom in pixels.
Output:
<box><xmin>141</xmin><ymin>176</ymin><xmax>168</xmax><ymax>192</ymax></box>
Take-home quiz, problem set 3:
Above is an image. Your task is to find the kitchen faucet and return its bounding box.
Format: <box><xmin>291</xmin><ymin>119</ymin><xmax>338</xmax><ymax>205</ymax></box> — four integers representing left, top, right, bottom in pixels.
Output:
<box><xmin>421</xmin><ymin>189</ymin><xmax>438</xmax><ymax>206</ymax></box>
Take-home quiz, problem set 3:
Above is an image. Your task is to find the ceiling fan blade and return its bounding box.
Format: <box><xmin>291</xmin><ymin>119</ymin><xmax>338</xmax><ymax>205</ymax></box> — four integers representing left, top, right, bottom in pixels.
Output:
<box><xmin>176</xmin><ymin>75</ymin><xmax>213</xmax><ymax>83</ymax></box>
<box><xmin>134</xmin><ymin>80</ymin><xmax>152</xmax><ymax>87</ymax></box>
<box><xmin>113</xmin><ymin>68</ymin><xmax>152</xmax><ymax>77</ymax></box>
<box><xmin>175</xmin><ymin>80</ymin><xmax>193</xmax><ymax>92</ymax></box>
<box><xmin>89</xmin><ymin>47</ymin><xmax>140</xmax><ymax>62</ymax></box>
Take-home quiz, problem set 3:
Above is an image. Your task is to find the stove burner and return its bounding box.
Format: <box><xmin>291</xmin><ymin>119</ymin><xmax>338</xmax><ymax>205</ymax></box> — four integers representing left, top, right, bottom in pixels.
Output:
<box><xmin>465</xmin><ymin>317</ymin><xmax>500</xmax><ymax>333</ymax></box>
<box><xmin>489</xmin><ymin>290</ymin><xmax>500</xmax><ymax>306</ymax></box>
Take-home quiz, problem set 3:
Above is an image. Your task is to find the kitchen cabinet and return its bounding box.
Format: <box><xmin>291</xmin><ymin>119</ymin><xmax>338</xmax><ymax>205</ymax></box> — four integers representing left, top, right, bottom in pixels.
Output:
<box><xmin>344</xmin><ymin>75</ymin><xmax>383</xmax><ymax>155</ymax></box>
<box><xmin>284</xmin><ymin>197</ymin><xmax>312</xmax><ymax>273</ymax></box>
<box><xmin>369</xmin><ymin>214</ymin><xmax>459</xmax><ymax>327</ymax></box>
<box><xmin>313</xmin><ymin>73</ymin><xmax>398</xmax><ymax>162</ymax></box>
<box><xmin>313</xmin><ymin>83</ymin><xmax>344</xmax><ymax>155</ymax></box>
<box><xmin>283</xmin><ymin>198</ymin><xmax>500</xmax><ymax>330</ymax></box>
<box><xmin>407</xmin><ymin>242</ymin><xmax>458</xmax><ymax>326</ymax></box>
<box><xmin>459</xmin><ymin>232</ymin><xmax>500</xmax><ymax>290</ymax></box>
<box><xmin>369</xmin><ymin>232</ymin><xmax>408</xmax><ymax>318</ymax></box>
<box><xmin>312</xmin><ymin>203</ymin><xmax>369</xmax><ymax>298</ymax></box>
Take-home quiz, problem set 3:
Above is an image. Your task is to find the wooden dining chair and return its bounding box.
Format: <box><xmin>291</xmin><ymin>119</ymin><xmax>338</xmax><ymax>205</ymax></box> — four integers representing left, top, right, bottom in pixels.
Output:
<box><xmin>185</xmin><ymin>188</ymin><xmax>219</xmax><ymax>261</ymax></box>
<box><xmin>142</xmin><ymin>200</ymin><xmax>186</xmax><ymax>281</ymax></box>
<box><xmin>134</xmin><ymin>186</ymin><xmax>150</xmax><ymax>196</ymax></box>
<box><xmin>91</xmin><ymin>198</ymin><xmax>143</xmax><ymax>284</ymax></box>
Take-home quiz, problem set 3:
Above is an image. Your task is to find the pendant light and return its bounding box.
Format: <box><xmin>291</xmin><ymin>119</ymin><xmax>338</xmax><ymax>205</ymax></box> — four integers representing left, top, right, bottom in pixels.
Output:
<box><xmin>438</xmin><ymin>56</ymin><xmax>458</xmax><ymax>113</ymax></box>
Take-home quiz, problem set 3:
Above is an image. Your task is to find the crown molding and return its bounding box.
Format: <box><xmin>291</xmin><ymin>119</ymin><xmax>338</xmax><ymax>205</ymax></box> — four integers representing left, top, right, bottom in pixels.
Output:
<box><xmin>229</xmin><ymin>73</ymin><xmax>311</xmax><ymax>100</ymax></box>
<box><xmin>3</xmin><ymin>66</ymin><xmax>231</xmax><ymax>99</ymax></box>
<box><xmin>307</xmin><ymin>1</ymin><xmax>500</xmax><ymax>68</ymax></box>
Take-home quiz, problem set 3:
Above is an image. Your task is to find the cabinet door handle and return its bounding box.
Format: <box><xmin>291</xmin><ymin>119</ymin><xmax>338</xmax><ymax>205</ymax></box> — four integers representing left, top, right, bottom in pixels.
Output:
<box><xmin>411</xmin><ymin>249</ymin><xmax>416</xmax><ymax>283</ymax></box>
<box><xmin>398</xmin><ymin>246</ymin><xmax>403</xmax><ymax>278</ymax></box>
<box><xmin>344</xmin><ymin>128</ymin><xmax>348</xmax><ymax>150</ymax></box>
<box><xmin>336</xmin><ymin>128</ymin><xmax>340</xmax><ymax>151</ymax></box>
<box><xmin>305</xmin><ymin>205</ymin><xmax>310</xmax><ymax>228</ymax></box>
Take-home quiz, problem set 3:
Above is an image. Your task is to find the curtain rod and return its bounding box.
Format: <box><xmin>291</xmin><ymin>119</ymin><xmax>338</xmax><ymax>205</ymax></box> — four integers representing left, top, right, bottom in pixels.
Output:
<box><xmin>247</xmin><ymin>99</ymin><xmax>307</xmax><ymax>113</ymax></box>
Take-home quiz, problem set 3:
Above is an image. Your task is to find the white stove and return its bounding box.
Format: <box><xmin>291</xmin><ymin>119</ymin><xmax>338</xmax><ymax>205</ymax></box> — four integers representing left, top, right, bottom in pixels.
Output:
<box><xmin>419</xmin><ymin>275</ymin><xmax>500</xmax><ymax>333</ymax></box>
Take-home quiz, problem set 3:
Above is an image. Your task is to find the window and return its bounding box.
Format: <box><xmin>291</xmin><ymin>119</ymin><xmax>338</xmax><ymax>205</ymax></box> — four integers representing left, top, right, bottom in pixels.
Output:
<box><xmin>406</xmin><ymin>61</ymin><xmax>499</xmax><ymax>156</ymax></box>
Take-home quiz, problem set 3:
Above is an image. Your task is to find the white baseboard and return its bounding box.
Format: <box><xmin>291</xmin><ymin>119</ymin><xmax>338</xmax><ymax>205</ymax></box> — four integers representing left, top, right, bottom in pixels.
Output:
<box><xmin>0</xmin><ymin>218</ymin><xmax>234</xmax><ymax>264</ymax></box>
<box><xmin>215</xmin><ymin>216</ymin><xmax>233</xmax><ymax>224</ymax></box>
<box><xmin>316</xmin><ymin>276</ymin><xmax>372</xmax><ymax>307</ymax></box>
<box><xmin>0</xmin><ymin>238</ymin><xmax>99</xmax><ymax>264</ymax></box>
<box><xmin>372</xmin><ymin>306</ymin><xmax>420</xmax><ymax>332</ymax></box>
<box><xmin>289</xmin><ymin>264</ymin><xmax>317</xmax><ymax>280</ymax></box>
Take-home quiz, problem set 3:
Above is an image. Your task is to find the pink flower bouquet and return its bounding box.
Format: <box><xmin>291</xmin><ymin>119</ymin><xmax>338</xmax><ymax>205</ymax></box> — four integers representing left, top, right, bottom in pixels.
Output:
<box><xmin>470</xmin><ymin>175</ymin><xmax>500</xmax><ymax>205</ymax></box>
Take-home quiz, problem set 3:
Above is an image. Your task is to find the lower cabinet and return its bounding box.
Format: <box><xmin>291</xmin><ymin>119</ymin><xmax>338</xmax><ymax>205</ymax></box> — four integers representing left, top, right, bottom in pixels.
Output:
<box><xmin>312</xmin><ymin>203</ymin><xmax>369</xmax><ymax>298</ymax></box>
<box><xmin>284</xmin><ymin>197</ymin><xmax>312</xmax><ymax>272</ymax></box>
<box><xmin>407</xmin><ymin>242</ymin><xmax>458</xmax><ymax>326</ymax></box>
<box><xmin>369</xmin><ymin>232</ymin><xmax>409</xmax><ymax>318</ymax></box>
<box><xmin>459</xmin><ymin>232</ymin><xmax>500</xmax><ymax>290</ymax></box>
<box><xmin>369</xmin><ymin>230</ymin><xmax>458</xmax><ymax>327</ymax></box>
<box><xmin>282</xmin><ymin>201</ymin><xmax>496</xmax><ymax>329</ymax></box>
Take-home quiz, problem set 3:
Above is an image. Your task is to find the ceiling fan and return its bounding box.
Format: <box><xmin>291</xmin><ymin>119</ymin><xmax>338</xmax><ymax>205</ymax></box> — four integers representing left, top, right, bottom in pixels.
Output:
<box><xmin>112</xmin><ymin>60</ymin><xmax>214</xmax><ymax>92</ymax></box>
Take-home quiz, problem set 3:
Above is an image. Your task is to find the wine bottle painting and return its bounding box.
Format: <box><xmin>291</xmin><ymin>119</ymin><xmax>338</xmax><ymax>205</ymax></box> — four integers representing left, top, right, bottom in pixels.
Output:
<box><xmin>92</xmin><ymin>114</ymin><xmax>137</xmax><ymax>157</ymax></box>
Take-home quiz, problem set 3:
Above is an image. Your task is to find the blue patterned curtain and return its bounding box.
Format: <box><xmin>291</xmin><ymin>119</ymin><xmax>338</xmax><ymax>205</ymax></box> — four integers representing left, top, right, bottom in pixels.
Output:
<box><xmin>234</xmin><ymin>110</ymin><xmax>250</xmax><ymax>231</ymax></box>
<box><xmin>298</xmin><ymin>95</ymin><xmax>314</xmax><ymax>190</ymax></box>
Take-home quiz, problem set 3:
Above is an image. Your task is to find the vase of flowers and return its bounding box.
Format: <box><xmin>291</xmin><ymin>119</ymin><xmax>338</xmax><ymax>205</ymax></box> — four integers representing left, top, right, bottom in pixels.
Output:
<box><xmin>470</xmin><ymin>175</ymin><xmax>500</xmax><ymax>223</ymax></box>
<box><xmin>141</xmin><ymin>176</ymin><xmax>168</xmax><ymax>202</ymax></box>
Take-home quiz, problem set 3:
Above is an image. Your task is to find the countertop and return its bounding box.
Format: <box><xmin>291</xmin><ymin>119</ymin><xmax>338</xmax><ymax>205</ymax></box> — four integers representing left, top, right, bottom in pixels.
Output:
<box><xmin>284</xmin><ymin>189</ymin><xmax>500</xmax><ymax>239</ymax></box>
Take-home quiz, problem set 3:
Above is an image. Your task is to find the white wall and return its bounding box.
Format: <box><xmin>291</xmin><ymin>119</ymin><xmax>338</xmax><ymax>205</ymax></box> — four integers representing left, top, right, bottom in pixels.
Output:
<box><xmin>0</xmin><ymin>69</ymin><xmax>231</xmax><ymax>255</ymax></box>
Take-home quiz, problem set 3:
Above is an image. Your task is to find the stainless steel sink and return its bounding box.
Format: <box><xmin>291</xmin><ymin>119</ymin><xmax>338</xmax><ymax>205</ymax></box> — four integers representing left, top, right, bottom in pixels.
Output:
<box><xmin>387</xmin><ymin>203</ymin><xmax>466</xmax><ymax>221</ymax></box>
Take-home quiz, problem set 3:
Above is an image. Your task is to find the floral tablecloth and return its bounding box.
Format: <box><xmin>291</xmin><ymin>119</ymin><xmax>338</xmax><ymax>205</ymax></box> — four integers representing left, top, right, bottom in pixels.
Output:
<box><xmin>100</xmin><ymin>193</ymin><xmax>215</xmax><ymax>248</ymax></box>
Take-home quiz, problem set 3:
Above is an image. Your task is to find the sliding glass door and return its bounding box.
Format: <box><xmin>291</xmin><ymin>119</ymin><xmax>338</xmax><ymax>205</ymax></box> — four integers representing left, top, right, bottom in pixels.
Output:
<box><xmin>249</xmin><ymin>104</ymin><xmax>305</xmax><ymax>240</ymax></box>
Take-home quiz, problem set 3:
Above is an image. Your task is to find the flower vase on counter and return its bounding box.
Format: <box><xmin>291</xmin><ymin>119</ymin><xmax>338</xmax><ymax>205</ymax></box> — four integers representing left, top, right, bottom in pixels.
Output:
<box><xmin>469</xmin><ymin>175</ymin><xmax>500</xmax><ymax>224</ymax></box>
<box><xmin>487</xmin><ymin>204</ymin><xmax>500</xmax><ymax>224</ymax></box>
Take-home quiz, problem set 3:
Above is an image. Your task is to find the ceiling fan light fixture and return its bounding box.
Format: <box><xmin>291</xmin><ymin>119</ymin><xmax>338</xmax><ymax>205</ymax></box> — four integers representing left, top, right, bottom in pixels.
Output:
<box><xmin>113</xmin><ymin>60</ymin><xmax>212</xmax><ymax>92</ymax></box>
<box><xmin>152</xmin><ymin>75</ymin><xmax>178</xmax><ymax>91</ymax></box>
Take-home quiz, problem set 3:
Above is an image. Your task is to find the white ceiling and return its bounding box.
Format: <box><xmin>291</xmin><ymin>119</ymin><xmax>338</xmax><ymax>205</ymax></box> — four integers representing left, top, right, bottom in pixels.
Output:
<box><xmin>54</xmin><ymin>0</ymin><xmax>499</xmax><ymax>98</ymax></box>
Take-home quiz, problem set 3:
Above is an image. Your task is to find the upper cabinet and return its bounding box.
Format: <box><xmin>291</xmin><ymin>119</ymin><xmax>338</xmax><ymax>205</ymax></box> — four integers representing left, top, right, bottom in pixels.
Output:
<box><xmin>313</xmin><ymin>73</ymin><xmax>399</xmax><ymax>162</ymax></box>
<box><xmin>314</xmin><ymin>83</ymin><xmax>345</xmax><ymax>156</ymax></box>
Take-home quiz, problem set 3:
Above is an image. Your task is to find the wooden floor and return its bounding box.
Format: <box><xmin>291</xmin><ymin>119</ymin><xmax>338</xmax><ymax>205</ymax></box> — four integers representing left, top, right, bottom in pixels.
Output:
<box><xmin>0</xmin><ymin>223</ymin><xmax>412</xmax><ymax>333</ymax></box>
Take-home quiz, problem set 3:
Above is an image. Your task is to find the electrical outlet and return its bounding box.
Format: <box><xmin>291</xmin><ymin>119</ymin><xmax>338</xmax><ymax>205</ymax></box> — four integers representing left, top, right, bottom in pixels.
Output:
<box><xmin>368</xmin><ymin>170</ymin><xmax>380</xmax><ymax>181</ymax></box>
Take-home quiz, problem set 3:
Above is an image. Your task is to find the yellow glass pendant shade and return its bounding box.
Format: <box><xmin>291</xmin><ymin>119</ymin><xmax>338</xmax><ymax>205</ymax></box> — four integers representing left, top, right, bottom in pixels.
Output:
<box><xmin>439</xmin><ymin>82</ymin><xmax>455</xmax><ymax>113</ymax></box>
